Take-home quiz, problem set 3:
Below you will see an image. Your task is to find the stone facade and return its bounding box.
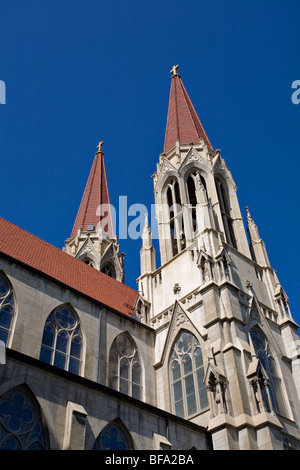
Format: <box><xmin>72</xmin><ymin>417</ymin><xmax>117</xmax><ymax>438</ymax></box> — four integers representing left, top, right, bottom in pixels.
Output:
<box><xmin>0</xmin><ymin>68</ymin><xmax>299</xmax><ymax>450</ymax></box>
<box><xmin>136</xmin><ymin>136</ymin><xmax>300</xmax><ymax>450</ymax></box>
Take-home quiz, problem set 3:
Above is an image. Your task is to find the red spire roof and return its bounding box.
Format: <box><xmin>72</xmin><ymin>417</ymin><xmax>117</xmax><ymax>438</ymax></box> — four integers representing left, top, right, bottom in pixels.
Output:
<box><xmin>0</xmin><ymin>217</ymin><xmax>137</xmax><ymax>317</ymax></box>
<box><xmin>163</xmin><ymin>67</ymin><xmax>213</xmax><ymax>154</ymax></box>
<box><xmin>71</xmin><ymin>144</ymin><xmax>114</xmax><ymax>238</ymax></box>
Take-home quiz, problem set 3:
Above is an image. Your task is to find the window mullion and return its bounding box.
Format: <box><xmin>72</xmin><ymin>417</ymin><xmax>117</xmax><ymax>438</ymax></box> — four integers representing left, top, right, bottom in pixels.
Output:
<box><xmin>129</xmin><ymin>356</ymin><xmax>133</xmax><ymax>396</ymax></box>
<box><xmin>192</xmin><ymin>353</ymin><xmax>200</xmax><ymax>413</ymax></box>
<box><xmin>180</xmin><ymin>358</ymin><xmax>188</xmax><ymax>418</ymax></box>
<box><xmin>66</xmin><ymin>330</ymin><xmax>71</xmax><ymax>370</ymax></box>
<box><xmin>52</xmin><ymin>329</ymin><xmax>58</xmax><ymax>366</ymax></box>
<box><xmin>171</xmin><ymin>183</ymin><xmax>182</xmax><ymax>254</ymax></box>
<box><xmin>117</xmin><ymin>355</ymin><xmax>121</xmax><ymax>391</ymax></box>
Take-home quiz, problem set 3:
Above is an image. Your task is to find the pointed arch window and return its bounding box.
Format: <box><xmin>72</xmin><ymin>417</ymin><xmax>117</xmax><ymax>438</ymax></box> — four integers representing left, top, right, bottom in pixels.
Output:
<box><xmin>92</xmin><ymin>420</ymin><xmax>133</xmax><ymax>450</ymax></box>
<box><xmin>187</xmin><ymin>172</ymin><xmax>208</xmax><ymax>237</ymax></box>
<box><xmin>249</xmin><ymin>328</ymin><xmax>285</xmax><ymax>415</ymax></box>
<box><xmin>0</xmin><ymin>386</ymin><xmax>49</xmax><ymax>450</ymax></box>
<box><xmin>108</xmin><ymin>333</ymin><xmax>142</xmax><ymax>400</ymax></box>
<box><xmin>101</xmin><ymin>263</ymin><xmax>116</xmax><ymax>279</ymax></box>
<box><xmin>170</xmin><ymin>331</ymin><xmax>208</xmax><ymax>418</ymax></box>
<box><xmin>0</xmin><ymin>272</ymin><xmax>15</xmax><ymax>345</ymax></box>
<box><xmin>166</xmin><ymin>178</ymin><xmax>185</xmax><ymax>256</ymax></box>
<box><xmin>83</xmin><ymin>258</ymin><xmax>94</xmax><ymax>267</ymax></box>
<box><xmin>215</xmin><ymin>178</ymin><xmax>237</xmax><ymax>249</ymax></box>
<box><xmin>39</xmin><ymin>305</ymin><xmax>82</xmax><ymax>375</ymax></box>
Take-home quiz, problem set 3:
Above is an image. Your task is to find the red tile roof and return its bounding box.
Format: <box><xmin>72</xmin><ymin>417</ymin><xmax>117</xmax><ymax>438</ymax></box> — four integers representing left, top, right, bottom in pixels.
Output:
<box><xmin>0</xmin><ymin>217</ymin><xmax>137</xmax><ymax>317</ymax></box>
<box><xmin>164</xmin><ymin>74</ymin><xmax>213</xmax><ymax>154</ymax></box>
<box><xmin>70</xmin><ymin>151</ymin><xmax>114</xmax><ymax>239</ymax></box>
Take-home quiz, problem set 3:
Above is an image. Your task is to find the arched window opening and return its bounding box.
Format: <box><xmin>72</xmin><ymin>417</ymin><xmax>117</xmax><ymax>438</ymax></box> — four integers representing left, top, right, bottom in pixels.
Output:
<box><xmin>39</xmin><ymin>304</ymin><xmax>82</xmax><ymax>375</ymax></box>
<box><xmin>92</xmin><ymin>420</ymin><xmax>133</xmax><ymax>450</ymax></box>
<box><xmin>0</xmin><ymin>386</ymin><xmax>49</xmax><ymax>450</ymax></box>
<box><xmin>215</xmin><ymin>178</ymin><xmax>237</xmax><ymax>249</ymax></box>
<box><xmin>170</xmin><ymin>331</ymin><xmax>208</xmax><ymax>418</ymax></box>
<box><xmin>249</xmin><ymin>328</ymin><xmax>285</xmax><ymax>415</ymax></box>
<box><xmin>83</xmin><ymin>258</ymin><xmax>94</xmax><ymax>267</ymax></box>
<box><xmin>174</xmin><ymin>180</ymin><xmax>181</xmax><ymax>206</ymax></box>
<box><xmin>166</xmin><ymin>179</ymin><xmax>185</xmax><ymax>256</ymax></box>
<box><xmin>0</xmin><ymin>272</ymin><xmax>15</xmax><ymax>345</ymax></box>
<box><xmin>187</xmin><ymin>176</ymin><xmax>197</xmax><ymax>236</ymax></box>
<box><xmin>187</xmin><ymin>172</ymin><xmax>207</xmax><ymax>205</ymax></box>
<box><xmin>108</xmin><ymin>333</ymin><xmax>142</xmax><ymax>400</ymax></box>
<box><xmin>101</xmin><ymin>263</ymin><xmax>116</xmax><ymax>279</ymax></box>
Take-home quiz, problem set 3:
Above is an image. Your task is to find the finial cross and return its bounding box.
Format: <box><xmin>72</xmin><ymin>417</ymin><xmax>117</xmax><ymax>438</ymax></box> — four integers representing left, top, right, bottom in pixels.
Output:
<box><xmin>97</xmin><ymin>141</ymin><xmax>104</xmax><ymax>153</ymax></box>
<box><xmin>170</xmin><ymin>65</ymin><xmax>179</xmax><ymax>77</ymax></box>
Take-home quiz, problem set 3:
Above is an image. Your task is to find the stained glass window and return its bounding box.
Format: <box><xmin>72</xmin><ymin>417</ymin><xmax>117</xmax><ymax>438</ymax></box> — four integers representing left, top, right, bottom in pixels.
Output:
<box><xmin>108</xmin><ymin>333</ymin><xmax>142</xmax><ymax>400</ymax></box>
<box><xmin>39</xmin><ymin>305</ymin><xmax>82</xmax><ymax>375</ymax></box>
<box><xmin>170</xmin><ymin>331</ymin><xmax>208</xmax><ymax>418</ymax></box>
<box><xmin>249</xmin><ymin>327</ymin><xmax>285</xmax><ymax>415</ymax></box>
<box><xmin>0</xmin><ymin>272</ymin><xmax>15</xmax><ymax>345</ymax></box>
<box><xmin>92</xmin><ymin>421</ymin><xmax>133</xmax><ymax>450</ymax></box>
<box><xmin>0</xmin><ymin>386</ymin><xmax>49</xmax><ymax>450</ymax></box>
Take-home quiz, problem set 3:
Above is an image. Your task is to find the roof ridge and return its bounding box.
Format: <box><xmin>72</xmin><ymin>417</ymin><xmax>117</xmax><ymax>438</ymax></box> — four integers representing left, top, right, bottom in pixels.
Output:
<box><xmin>0</xmin><ymin>217</ymin><xmax>138</xmax><ymax>304</ymax></box>
<box><xmin>0</xmin><ymin>216</ymin><xmax>64</xmax><ymax>253</ymax></box>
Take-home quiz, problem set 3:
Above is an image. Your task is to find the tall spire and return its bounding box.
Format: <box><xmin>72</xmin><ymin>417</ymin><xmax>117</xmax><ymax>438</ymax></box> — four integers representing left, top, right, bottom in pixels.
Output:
<box><xmin>163</xmin><ymin>65</ymin><xmax>213</xmax><ymax>154</ymax></box>
<box><xmin>70</xmin><ymin>142</ymin><xmax>114</xmax><ymax>239</ymax></box>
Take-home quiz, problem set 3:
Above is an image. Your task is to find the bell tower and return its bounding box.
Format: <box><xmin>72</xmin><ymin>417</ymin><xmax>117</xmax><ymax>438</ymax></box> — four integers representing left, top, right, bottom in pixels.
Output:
<box><xmin>64</xmin><ymin>142</ymin><xmax>125</xmax><ymax>282</ymax></box>
<box><xmin>139</xmin><ymin>65</ymin><xmax>251</xmax><ymax>298</ymax></box>
<box><xmin>137</xmin><ymin>66</ymin><xmax>300</xmax><ymax>450</ymax></box>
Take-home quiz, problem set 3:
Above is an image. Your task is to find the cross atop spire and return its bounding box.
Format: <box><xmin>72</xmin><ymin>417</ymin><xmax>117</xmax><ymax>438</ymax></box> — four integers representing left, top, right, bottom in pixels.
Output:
<box><xmin>170</xmin><ymin>64</ymin><xmax>180</xmax><ymax>77</ymax></box>
<box><xmin>97</xmin><ymin>141</ymin><xmax>104</xmax><ymax>153</ymax></box>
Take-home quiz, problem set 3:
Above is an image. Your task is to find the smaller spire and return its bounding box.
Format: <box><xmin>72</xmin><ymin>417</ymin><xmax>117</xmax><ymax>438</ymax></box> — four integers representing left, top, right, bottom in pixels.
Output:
<box><xmin>70</xmin><ymin>142</ymin><xmax>114</xmax><ymax>238</ymax></box>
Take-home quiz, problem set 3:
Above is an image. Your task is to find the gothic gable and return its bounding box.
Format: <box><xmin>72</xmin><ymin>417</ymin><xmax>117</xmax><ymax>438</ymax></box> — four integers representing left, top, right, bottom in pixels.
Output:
<box><xmin>212</xmin><ymin>151</ymin><xmax>237</xmax><ymax>191</ymax></box>
<box><xmin>245</xmin><ymin>295</ymin><xmax>286</xmax><ymax>360</ymax></box>
<box><xmin>157</xmin><ymin>300</ymin><xmax>207</xmax><ymax>367</ymax></box>
<box><xmin>75</xmin><ymin>236</ymin><xmax>99</xmax><ymax>267</ymax></box>
<box><xmin>154</xmin><ymin>157</ymin><xmax>178</xmax><ymax>192</ymax></box>
<box><xmin>244</xmin><ymin>295</ymin><xmax>262</xmax><ymax>332</ymax></box>
<box><xmin>178</xmin><ymin>144</ymin><xmax>210</xmax><ymax>175</ymax></box>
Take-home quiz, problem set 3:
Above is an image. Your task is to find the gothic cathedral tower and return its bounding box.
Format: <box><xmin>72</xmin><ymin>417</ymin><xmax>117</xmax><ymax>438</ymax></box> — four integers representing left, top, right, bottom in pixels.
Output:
<box><xmin>137</xmin><ymin>66</ymin><xmax>300</xmax><ymax>450</ymax></box>
<box><xmin>64</xmin><ymin>142</ymin><xmax>125</xmax><ymax>282</ymax></box>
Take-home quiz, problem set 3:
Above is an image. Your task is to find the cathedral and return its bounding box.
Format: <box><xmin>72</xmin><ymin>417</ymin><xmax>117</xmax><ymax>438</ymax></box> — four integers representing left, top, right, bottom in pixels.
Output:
<box><xmin>0</xmin><ymin>66</ymin><xmax>300</xmax><ymax>451</ymax></box>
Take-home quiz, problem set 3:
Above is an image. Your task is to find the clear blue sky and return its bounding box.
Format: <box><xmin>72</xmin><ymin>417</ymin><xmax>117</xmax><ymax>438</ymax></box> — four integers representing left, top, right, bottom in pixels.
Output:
<box><xmin>0</xmin><ymin>0</ymin><xmax>299</xmax><ymax>323</ymax></box>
